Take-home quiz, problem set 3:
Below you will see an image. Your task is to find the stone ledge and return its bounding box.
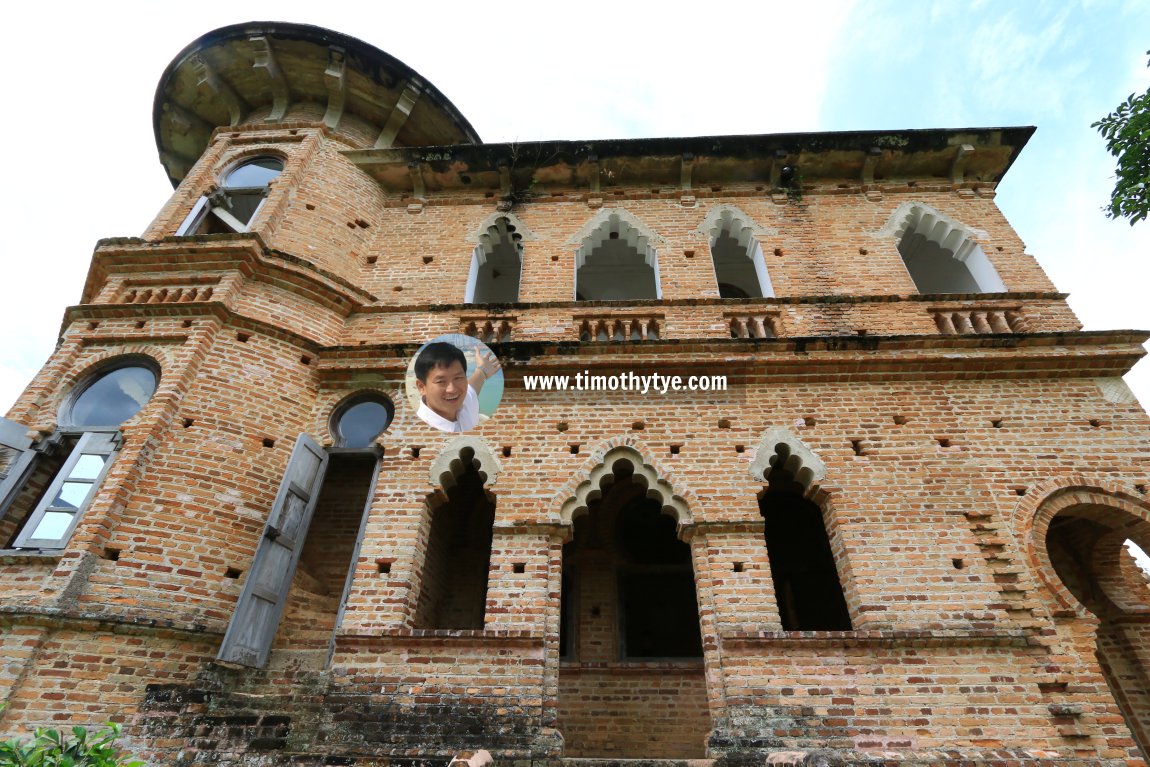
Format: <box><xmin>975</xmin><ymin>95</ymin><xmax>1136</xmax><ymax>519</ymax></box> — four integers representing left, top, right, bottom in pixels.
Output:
<box><xmin>719</xmin><ymin>628</ymin><xmax>1036</xmax><ymax>649</ymax></box>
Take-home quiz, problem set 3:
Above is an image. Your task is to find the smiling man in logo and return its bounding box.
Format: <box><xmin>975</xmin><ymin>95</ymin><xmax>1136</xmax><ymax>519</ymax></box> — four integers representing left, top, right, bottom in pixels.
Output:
<box><xmin>414</xmin><ymin>341</ymin><xmax>501</xmax><ymax>433</ymax></box>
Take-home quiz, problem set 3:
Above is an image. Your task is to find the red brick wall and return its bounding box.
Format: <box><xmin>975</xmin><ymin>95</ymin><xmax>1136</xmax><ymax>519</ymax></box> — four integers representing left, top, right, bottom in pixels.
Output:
<box><xmin>2</xmin><ymin>119</ymin><xmax>1148</xmax><ymax>766</ymax></box>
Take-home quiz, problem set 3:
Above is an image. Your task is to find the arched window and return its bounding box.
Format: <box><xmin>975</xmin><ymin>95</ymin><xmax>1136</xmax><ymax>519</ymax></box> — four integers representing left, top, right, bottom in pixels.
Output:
<box><xmin>413</xmin><ymin>462</ymin><xmax>495</xmax><ymax>629</ymax></box>
<box><xmin>892</xmin><ymin>203</ymin><xmax>1005</xmax><ymax>294</ymax></box>
<box><xmin>466</xmin><ymin>217</ymin><xmax>523</xmax><ymax>303</ymax></box>
<box><xmin>705</xmin><ymin>208</ymin><xmax>774</xmax><ymax>298</ymax></box>
<box><xmin>330</xmin><ymin>392</ymin><xmax>394</xmax><ymax>448</ymax></box>
<box><xmin>574</xmin><ymin>211</ymin><xmax>661</xmax><ymax>301</ymax></box>
<box><xmin>561</xmin><ymin>457</ymin><xmax>701</xmax><ymax>659</ymax></box>
<box><xmin>757</xmin><ymin>445</ymin><xmax>851</xmax><ymax>631</ymax></box>
<box><xmin>5</xmin><ymin>358</ymin><xmax>159</xmax><ymax>550</ymax></box>
<box><xmin>557</xmin><ymin>452</ymin><xmax>708</xmax><ymax>758</ymax></box>
<box><xmin>176</xmin><ymin>156</ymin><xmax>284</xmax><ymax>235</ymax></box>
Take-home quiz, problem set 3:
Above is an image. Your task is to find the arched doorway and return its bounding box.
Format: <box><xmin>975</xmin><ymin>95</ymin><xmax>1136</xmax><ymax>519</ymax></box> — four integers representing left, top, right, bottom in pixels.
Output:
<box><xmin>1039</xmin><ymin>499</ymin><xmax>1150</xmax><ymax>759</ymax></box>
<box><xmin>557</xmin><ymin>454</ymin><xmax>709</xmax><ymax>758</ymax></box>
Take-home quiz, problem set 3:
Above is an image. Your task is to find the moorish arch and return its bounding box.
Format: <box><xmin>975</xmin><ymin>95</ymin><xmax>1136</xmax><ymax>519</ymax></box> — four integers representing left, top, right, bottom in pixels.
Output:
<box><xmin>554</xmin><ymin>439</ymin><xmax>708</xmax><ymax>759</ymax></box>
<box><xmin>465</xmin><ymin>212</ymin><xmax>536</xmax><ymax>303</ymax></box>
<box><xmin>568</xmin><ymin>209</ymin><xmax>664</xmax><ymax>301</ymax></box>
<box><xmin>694</xmin><ymin>204</ymin><xmax>776</xmax><ymax>298</ymax></box>
<box><xmin>428</xmin><ymin>435</ymin><xmax>504</xmax><ymax>491</ymax></box>
<box><xmin>1020</xmin><ymin>477</ymin><xmax>1150</xmax><ymax>616</ymax></box>
<box><xmin>749</xmin><ymin>428</ymin><xmax>852</xmax><ymax>630</ymax></box>
<box><xmin>557</xmin><ymin>442</ymin><xmax>692</xmax><ymax>530</ymax></box>
<box><xmin>748</xmin><ymin>427</ymin><xmax>828</xmax><ymax>495</ymax></box>
<box><xmin>878</xmin><ymin>201</ymin><xmax>1006</xmax><ymax>294</ymax></box>
<box><xmin>414</xmin><ymin>437</ymin><xmax>503</xmax><ymax>630</ymax></box>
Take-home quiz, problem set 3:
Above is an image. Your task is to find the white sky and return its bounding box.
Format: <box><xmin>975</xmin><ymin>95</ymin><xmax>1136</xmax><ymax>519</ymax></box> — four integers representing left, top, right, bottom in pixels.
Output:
<box><xmin>1</xmin><ymin>0</ymin><xmax>1148</xmax><ymax>420</ymax></box>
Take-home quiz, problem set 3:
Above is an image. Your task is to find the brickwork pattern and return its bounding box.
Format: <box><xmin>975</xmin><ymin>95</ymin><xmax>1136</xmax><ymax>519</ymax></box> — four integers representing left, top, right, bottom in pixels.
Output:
<box><xmin>2</xmin><ymin>117</ymin><xmax>1149</xmax><ymax>767</ymax></box>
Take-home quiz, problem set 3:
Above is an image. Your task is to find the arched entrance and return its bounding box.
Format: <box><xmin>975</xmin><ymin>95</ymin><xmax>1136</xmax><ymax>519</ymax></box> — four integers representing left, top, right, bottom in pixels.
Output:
<box><xmin>1034</xmin><ymin>493</ymin><xmax>1150</xmax><ymax>759</ymax></box>
<box><xmin>556</xmin><ymin>448</ymin><xmax>709</xmax><ymax>758</ymax></box>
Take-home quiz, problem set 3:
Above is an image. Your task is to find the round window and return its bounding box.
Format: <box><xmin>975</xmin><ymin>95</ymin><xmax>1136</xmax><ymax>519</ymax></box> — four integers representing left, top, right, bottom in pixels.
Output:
<box><xmin>223</xmin><ymin>157</ymin><xmax>283</xmax><ymax>190</ymax></box>
<box><xmin>63</xmin><ymin>362</ymin><xmax>158</xmax><ymax>428</ymax></box>
<box><xmin>332</xmin><ymin>394</ymin><xmax>394</xmax><ymax>448</ymax></box>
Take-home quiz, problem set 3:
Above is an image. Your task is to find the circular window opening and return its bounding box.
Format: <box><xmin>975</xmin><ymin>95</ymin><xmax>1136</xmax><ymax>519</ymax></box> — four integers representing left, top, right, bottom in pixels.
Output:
<box><xmin>223</xmin><ymin>157</ymin><xmax>284</xmax><ymax>190</ymax></box>
<box><xmin>332</xmin><ymin>393</ymin><xmax>394</xmax><ymax>448</ymax></box>
<box><xmin>62</xmin><ymin>361</ymin><xmax>158</xmax><ymax>429</ymax></box>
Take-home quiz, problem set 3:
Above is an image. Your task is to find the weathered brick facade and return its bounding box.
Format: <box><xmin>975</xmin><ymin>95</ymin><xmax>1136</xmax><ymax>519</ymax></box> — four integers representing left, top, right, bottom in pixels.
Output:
<box><xmin>1</xmin><ymin>21</ymin><xmax>1149</xmax><ymax>767</ymax></box>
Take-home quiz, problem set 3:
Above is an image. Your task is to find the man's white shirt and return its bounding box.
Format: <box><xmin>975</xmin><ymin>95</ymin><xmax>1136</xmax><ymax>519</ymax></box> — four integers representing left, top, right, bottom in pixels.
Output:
<box><xmin>417</xmin><ymin>384</ymin><xmax>480</xmax><ymax>433</ymax></box>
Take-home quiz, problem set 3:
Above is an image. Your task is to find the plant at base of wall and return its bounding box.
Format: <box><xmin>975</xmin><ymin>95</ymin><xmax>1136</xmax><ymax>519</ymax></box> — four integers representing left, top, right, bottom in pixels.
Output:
<box><xmin>0</xmin><ymin>715</ymin><xmax>143</xmax><ymax>767</ymax></box>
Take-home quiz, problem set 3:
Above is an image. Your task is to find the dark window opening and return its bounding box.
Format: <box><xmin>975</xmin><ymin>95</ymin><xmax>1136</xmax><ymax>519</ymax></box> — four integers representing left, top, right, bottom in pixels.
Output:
<box><xmin>272</xmin><ymin>453</ymin><xmax>376</xmax><ymax>651</ymax></box>
<box><xmin>413</xmin><ymin>464</ymin><xmax>495</xmax><ymax>630</ymax></box>
<box><xmin>561</xmin><ymin>462</ymin><xmax>701</xmax><ymax>662</ymax></box>
<box><xmin>759</xmin><ymin>468</ymin><xmax>851</xmax><ymax>631</ymax></box>
<box><xmin>616</xmin><ymin>495</ymin><xmax>702</xmax><ymax>658</ymax></box>
<box><xmin>559</xmin><ymin>555</ymin><xmax>576</xmax><ymax>660</ymax></box>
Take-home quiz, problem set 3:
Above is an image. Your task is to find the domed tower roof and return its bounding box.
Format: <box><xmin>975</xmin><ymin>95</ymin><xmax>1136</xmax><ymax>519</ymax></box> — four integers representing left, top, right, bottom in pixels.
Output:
<box><xmin>153</xmin><ymin>21</ymin><xmax>481</xmax><ymax>187</ymax></box>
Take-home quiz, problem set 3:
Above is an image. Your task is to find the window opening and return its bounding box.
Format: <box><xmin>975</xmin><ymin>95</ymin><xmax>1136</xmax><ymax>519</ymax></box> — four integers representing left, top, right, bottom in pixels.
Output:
<box><xmin>413</xmin><ymin>462</ymin><xmax>495</xmax><ymax>630</ymax></box>
<box><xmin>895</xmin><ymin>204</ymin><xmax>1006</xmax><ymax>294</ymax></box>
<box><xmin>4</xmin><ymin>359</ymin><xmax>158</xmax><ymax>550</ymax></box>
<box><xmin>1044</xmin><ymin>508</ymin><xmax>1150</xmax><ymax>755</ymax></box>
<box><xmin>759</xmin><ymin>465</ymin><xmax>851</xmax><ymax>631</ymax></box>
<box><xmin>177</xmin><ymin>156</ymin><xmax>284</xmax><ymax>235</ymax></box>
<box><xmin>465</xmin><ymin>217</ymin><xmax>523</xmax><ymax>303</ymax></box>
<box><xmin>331</xmin><ymin>393</ymin><xmax>394</xmax><ymax>449</ymax></box>
<box><xmin>561</xmin><ymin>462</ymin><xmax>701</xmax><ymax>661</ymax></box>
<box><xmin>559</xmin><ymin>553</ymin><xmax>576</xmax><ymax>659</ymax></box>
<box><xmin>220</xmin><ymin>434</ymin><xmax>386</xmax><ymax>666</ymax></box>
<box><xmin>616</xmin><ymin>494</ymin><xmax>703</xmax><ymax>658</ymax></box>
<box><xmin>11</xmin><ymin>432</ymin><xmax>118</xmax><ymax>550</ymax></box>
<box><xmin>268</xmin><ymin>453</ymin><xmax>378</xmax><ymax>657</ymax></box>
<box><xmin>708</xmin><ymin>210</ymin><xmax>773</xmax><ymax>298</ymax></box>
<box><xmin>557</xmin><ymin>457</ymin><xmax>708</xmax><ymax>759</ymax></box>
<box><xmin>575</xmin><ymin>212</ymin><xmax>661</xmax><ymax>301</ymax></box>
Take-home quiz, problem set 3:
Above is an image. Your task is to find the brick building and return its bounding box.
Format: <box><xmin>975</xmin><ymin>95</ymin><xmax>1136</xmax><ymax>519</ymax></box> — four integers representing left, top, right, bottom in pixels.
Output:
<box><xmin>2</xmin><ymin>20</ymin><xmax>1149</xmax><ymax>767</ymax></box>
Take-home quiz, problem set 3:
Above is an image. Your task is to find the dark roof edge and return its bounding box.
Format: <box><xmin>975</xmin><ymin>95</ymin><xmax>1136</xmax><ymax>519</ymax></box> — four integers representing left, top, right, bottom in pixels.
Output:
<box><xmin>353</xmin><ymin>126</ymin><xmax>1036</xmax><ymax>183</ymax></box>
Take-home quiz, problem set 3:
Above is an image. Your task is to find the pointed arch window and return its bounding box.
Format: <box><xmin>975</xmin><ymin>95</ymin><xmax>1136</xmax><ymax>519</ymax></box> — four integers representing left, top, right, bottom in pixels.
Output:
<box><xmin>465</xmin><ymin>217</ymin><xmax>523</xmax><ymax>303</ymax></box>
<box><xmin>413</xmin><ymin>462</ymin><xmax>495</xmax><ymax>630</ymax></box>
<box><xmin>560</xmin><ymin>454</ymin><xmax>701</xmax><ymax>660</ymax></box>
<box><xmin>756</xmin><ymin>440</ymin><xmax>851</xmax><ymax>631</ymax></box>
<box><xmin>894</xmin><ymin>204</ymin><xmax>1005</xmax><ymax>294</ymax></box>
<box><xmin>706</xmin><ymin>209</ymin><xmax>774</xmax><ymax>298</ymax></box>
<box><xmin>574</xmin><ymin>212</ymin><xmax>661</xmax><ymax>301</ymax></box>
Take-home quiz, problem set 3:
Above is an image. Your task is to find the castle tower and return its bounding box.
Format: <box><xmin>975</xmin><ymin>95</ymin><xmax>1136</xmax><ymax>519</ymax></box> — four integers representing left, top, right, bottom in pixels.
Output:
<box><xmin>2</xmin><ymin>21</ymin><xmax>1149</xmax><ymax>767</ymax></box>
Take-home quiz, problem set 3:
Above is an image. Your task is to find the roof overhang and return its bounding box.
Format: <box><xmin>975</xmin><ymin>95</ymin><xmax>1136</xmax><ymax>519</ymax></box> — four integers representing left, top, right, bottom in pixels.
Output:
<box><xmin>346</xmin><ymin>126</ymin><xmax>1036</xmax><ymax>196</ymax></box>
<box><xmin>154</xmin><ymin>21</ymin><xmax>481</xmax><ymax>187</ymax></box>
